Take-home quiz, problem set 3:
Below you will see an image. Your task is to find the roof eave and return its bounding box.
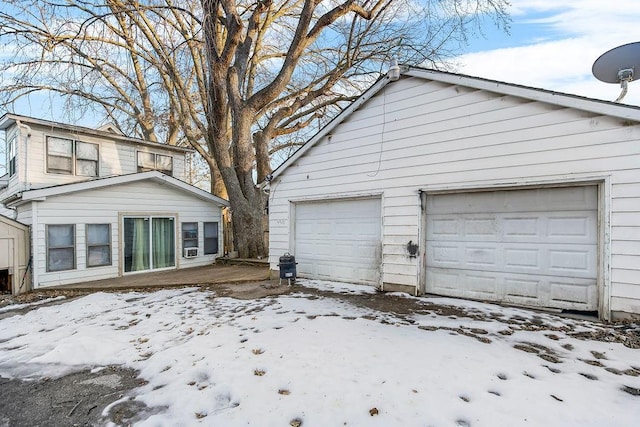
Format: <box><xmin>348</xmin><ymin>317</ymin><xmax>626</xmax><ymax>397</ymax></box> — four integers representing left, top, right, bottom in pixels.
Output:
<box><xmin>20</xmin><ymin>172</ymin><xmax>230</xmax><ymax>207</ymax></box>
<box><xmin>269</xmin><ymin>74</ymin><xmax>395</xmax><ymax>181</ymax></box>
<box><xmin>268</xmin><ymin>67</ymin><xmax>640</xmax><ymax>183</ymax></box>
<box><xmin>404</xmin><ymin>68</ymin><xmax>640</xmax><ymax>121</ymax></box>
<box><xmin>0</xmin><ymin>113</ymin><xmax>193</xmax><ymax>153</ymax></box>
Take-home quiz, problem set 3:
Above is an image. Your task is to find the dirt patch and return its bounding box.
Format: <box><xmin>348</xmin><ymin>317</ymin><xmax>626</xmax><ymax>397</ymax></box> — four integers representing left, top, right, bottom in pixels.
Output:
<box><xmin>203</xmin><ymin>280</ymin><xmax>294</xmax><ymax>300</ymax></box>
<box><xmin>0</xmin><ymin>366</ymin><xmax>149</xmax><ymax>426</ymax></box>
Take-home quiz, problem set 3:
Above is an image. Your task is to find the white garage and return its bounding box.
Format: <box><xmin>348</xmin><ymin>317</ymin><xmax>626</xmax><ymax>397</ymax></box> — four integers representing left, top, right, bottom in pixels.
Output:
<box><xmin>294</xmin><ymin>198</ymin><xmax>381</xmax><ymax>285</ymax></box>
<box><xmin>425</xmin><ymin>186</ymin><xmax>599</xmax><ymax>311</ymax></box>
<box><xmin>268</xmin><ymin>67</ymin><xmax>640</xmax><ymax>319</ymax></box>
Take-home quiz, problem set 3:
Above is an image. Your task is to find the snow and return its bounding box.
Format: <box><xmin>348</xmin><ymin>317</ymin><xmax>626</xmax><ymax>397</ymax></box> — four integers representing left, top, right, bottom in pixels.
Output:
<box><xmin>0</xmin><ymin>296</ymin><xmax>66</xmax><ymax>313</ymax></box>
<box><xmin>0</xmin><ymin>280</ymin><xmax>639</xmax><ymax>426</ymax></box>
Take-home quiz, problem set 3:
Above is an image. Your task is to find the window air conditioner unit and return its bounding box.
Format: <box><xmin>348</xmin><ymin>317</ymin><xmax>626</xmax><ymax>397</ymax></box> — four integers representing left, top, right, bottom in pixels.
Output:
<box><xmin>184</xmin><ymin>248</ymin><xmax>198</xmax><ymax>258</ymax></box>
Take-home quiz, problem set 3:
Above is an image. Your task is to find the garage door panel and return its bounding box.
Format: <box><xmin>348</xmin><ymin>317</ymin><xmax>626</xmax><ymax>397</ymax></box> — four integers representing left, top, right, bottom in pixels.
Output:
<box><xmin>428</xmin><ymin>212</ymin><xmax>596</xmax><ymax>244</ymax></box>
<box><xmin>429</xmin><ymin>267</ymin><xmax>597</xmax><ymax>310</ymax></box>
<box><xmin>428</xmin><ymin>268</ymin><xmax>499</xmax><ymax>298</ymax></box>
<box><xmin>504</xmin><ymin>277</ymin><xmax>540</xmax><ymax>299</ymax></box>
<box><xmin>429</xmin><ymin>187</ymin><xmax>597</xmax><ymax>214</ymax></box>
<box><xmin>426</xmin><ymin>186</ymin><xmax>598</xmax><ymax>311</ymax></box>
<box><xmin>428</xmin><ymin>242</ymin><xmax>596</xmax><ymax>278</ymax></box>
<box><xmin>465</xmin><ymin>244</ymin><xmax>498</xmax><ymax>267</ymax></box>
<box><xmin>294</xmin><ymin>198</ymin><xmax>381</xmax><ymax>286</ymax></box>
<box><xmin>504</xmin><ymin>248</ymin><xmax>539</xmax><ymax>269</ymax></box>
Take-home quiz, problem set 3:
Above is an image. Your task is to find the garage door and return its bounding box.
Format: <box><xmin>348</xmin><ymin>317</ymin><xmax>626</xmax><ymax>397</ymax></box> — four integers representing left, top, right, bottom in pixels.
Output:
<box><xmin>426</xmin><ymin>186</ymin><xmax>598</xmax><ymax>311</ymax></box>
<box><xmin>294</xmin><ymin>198</ymin><xmax>381</xmax><ymax>285</ymax></box>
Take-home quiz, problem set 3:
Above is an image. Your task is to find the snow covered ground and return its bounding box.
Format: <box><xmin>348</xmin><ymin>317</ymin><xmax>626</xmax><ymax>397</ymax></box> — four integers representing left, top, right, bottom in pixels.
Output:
<box><xmin>0</xmin><ymin>280</ymin><xmax>639</xmax><ymax>426</ymax></box>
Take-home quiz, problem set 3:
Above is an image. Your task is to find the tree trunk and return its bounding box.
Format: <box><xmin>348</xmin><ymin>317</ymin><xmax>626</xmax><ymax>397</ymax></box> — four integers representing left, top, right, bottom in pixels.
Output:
<box><xmin>220</xmin><ymin>165</ymin><xmax>267</xmax><ymax>258</ymax></box>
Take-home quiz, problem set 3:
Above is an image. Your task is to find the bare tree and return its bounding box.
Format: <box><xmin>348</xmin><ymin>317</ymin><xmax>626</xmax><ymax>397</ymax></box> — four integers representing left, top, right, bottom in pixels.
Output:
<box><xmin>0</xmin><ymin>0</ymin><xmax>510</xmax><ymax>257</ymax></box>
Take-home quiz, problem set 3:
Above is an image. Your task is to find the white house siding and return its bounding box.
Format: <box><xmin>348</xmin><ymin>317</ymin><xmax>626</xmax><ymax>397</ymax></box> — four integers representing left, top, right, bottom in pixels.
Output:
<box><xmin>0</xmin><ymin>206</ymin><xmax>15</xmax><ymax>219</ymax></box>
<box><xmin>269</xmin><ymin>76</ymin><xmax>640</xmax><ymax>318</ymax></box>
<box><xmin>2</xmin><ymin>125</ymin><xmax>23</xmax><ymax>199</ymax></box>
<box><xmin>16</xmin><ymin>180</ymin><xmax>222</xmax><ymax>289</ymax></box>
<box><xmin>4</xmin><ymin>122</ymin><xmax>186</xmax><ymax>192</ymax></box>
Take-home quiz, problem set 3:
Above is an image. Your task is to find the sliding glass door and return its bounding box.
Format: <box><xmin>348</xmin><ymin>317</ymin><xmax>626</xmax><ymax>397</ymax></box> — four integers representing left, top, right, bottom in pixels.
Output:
<box><xmin>124</xmin><ymin>216</ymin><xmax>175</xmax><ymax>273</ymax></box>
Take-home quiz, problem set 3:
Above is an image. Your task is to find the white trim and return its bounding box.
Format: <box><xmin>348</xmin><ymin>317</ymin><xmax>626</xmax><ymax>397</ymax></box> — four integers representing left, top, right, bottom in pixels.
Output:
<box><xmin>271</xmin><ymin>76</ymin><xmax>393</xmax><ymax>181</ymax></box>
<box><xmin>32</xmin><ymin>202</ymin><xmax>38</xmax><ymax>290</ymax></box>
<box><xmin>404</xmin><ymin>69</ymin><xmax>640</xmax><ymax>122</ymax></box>
<box><xmin>418</xmin><ymin>173</ymin><xmax>611</xmax><ymax>194</ymax></box>
<box><xmin>14</xmin><ymin>171</ymin><xmax>229</xmax><ymax>207</ymax></box>
<box><xmin>599</xmin><ymin>178</ymin><xmax>612</xmax><ymax>321</ymax></box>
<box><xmin>288</xmin><ymin>190</ymin><xmax>384</xmax><ymax>204</ymax></box>
<box><xmin>0</xmin><ymin>113</ymin><xmax>192</xmax><ymax>154</ymax></box>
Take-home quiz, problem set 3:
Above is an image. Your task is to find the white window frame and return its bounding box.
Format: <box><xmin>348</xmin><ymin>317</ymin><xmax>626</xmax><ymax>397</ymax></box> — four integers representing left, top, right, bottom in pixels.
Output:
<box><xmin>8</xmin><ymin>135</ymin><xmax>16</xmax><ymax>177</ymax></box>
<box><xmin>123</xmin><ymin>215</ymin><xmax>176</xmax><ymax>274</ymax></box>
<box><xmin>137</xmin><ymin>151</ymin><xmax>173</xmax><ymax>176</ymax></box>
<box><xmin>46</xmin><ymin>224</ymin><xmax>76</xmax><ymax>272</ymax></box>
<box><xmin>182</xmin><ymin>222</ymin><xmax>198</xmax><ymax>249</ymax></box>
<box><xmin>86</xmin><ymin>223</ymin><xmax>112</xmax><ymax>267</ymax></box>
<box><xmin>46</xmin><ymin>136</ymin><xmax>99</xmax><ymax>177</ymax></box>
<box><xmin>203</xmin><ymin>222</ymin><xmax>219</xmax><ymax>255</ymax></box>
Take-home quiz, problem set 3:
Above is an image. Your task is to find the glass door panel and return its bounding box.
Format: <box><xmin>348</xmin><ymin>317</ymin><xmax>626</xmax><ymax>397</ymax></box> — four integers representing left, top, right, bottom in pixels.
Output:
<box><xmin>124</xmin><ymin>217</ymin><xmax>150</xmax><ymax>272</ymax></box>
<box><xmin>152</xmin><ymin>217</ymin><xmax>175</xmax><ymax>269</ymax></box>
<box><xmin>124</xmin><ymin>216</ymin><xmax>175</xmax><ymax>273</ymax></box>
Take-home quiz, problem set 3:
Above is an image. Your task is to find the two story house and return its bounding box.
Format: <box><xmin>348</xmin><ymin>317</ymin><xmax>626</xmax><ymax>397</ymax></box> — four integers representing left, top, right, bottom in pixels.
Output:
<box><xmin>0</xmin><ymin>114</ymin><xmax>229</xmax><ymax>294</ymax></box>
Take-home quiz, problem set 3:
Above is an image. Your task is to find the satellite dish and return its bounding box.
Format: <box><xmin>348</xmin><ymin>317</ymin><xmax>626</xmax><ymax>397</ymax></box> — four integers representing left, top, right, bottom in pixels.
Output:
<box><xmin>592</xmin><ymin>42</ymin><xmax>640</xmax><ymax>103</ymax></box>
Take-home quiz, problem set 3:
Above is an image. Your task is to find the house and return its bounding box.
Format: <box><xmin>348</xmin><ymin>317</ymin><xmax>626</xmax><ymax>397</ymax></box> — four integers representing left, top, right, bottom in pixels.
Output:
<box><xmin>0</xmin><ymin>114</ymin><xmax>229</xmax><ymax>293</ymax></box>
<box><xmin>266</xmin><ymin>67</ymin><xmax>640</xmax><ymax>320</ymax></box>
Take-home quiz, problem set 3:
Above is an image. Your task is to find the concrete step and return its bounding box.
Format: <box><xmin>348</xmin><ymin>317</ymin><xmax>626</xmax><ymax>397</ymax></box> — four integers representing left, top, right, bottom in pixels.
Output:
<box><xmin>217</xmin><ymin>257</ymin><xmax>269</xmax><ymax>267</ymax></box>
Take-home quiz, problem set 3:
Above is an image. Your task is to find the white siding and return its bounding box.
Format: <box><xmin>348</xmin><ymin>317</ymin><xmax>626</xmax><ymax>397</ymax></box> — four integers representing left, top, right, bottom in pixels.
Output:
<box><xmin>3</xmin><ymin>122</ymin><xmax>187</xmax><ymax>192</ymax></box>
<box><xmin>269</xmin><ymin>76</ymin><xmax>640</xmax><ymax>317</ymax></box>
<box><xmin>22</xmin><ymin>180</ymin><xmax>222</xmax><ymax>289</ymax></box>
<box><xmin>1</xmin><ymin>125</ymin><xmax>24</xmax><ymax>199</ymax></box>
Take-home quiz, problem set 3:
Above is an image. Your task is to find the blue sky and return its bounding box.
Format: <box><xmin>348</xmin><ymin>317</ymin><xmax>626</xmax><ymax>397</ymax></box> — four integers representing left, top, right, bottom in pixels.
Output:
<box><xmin>3</xmin><ymin>1</ymin><xmax>640</xmax><ymax>128</ymax></box>
<box><xmin>456</xmin><ymin>0</ymin><xmax>640</xmax><ymax>106</ymax></box>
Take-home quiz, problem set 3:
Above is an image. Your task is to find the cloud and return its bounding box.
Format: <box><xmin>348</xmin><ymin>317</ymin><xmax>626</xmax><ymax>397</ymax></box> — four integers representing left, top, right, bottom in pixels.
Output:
<box><xmin>455</xmin><ymin>1</ymin><xmax>640</xmax><ymax>106</ymax></box>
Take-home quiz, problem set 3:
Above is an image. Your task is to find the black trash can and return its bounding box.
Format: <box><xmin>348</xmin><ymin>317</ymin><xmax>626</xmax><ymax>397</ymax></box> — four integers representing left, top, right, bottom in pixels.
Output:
<box><xmin>278</xmin><ymin>253</ymin><xmax>297</xmax><ymax>285</ymax></box>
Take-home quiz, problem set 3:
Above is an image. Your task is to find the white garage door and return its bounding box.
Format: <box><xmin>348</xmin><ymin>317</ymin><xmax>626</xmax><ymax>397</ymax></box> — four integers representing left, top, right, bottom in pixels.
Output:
<box><xmin>294</xmin><ymin>198</ymin><xmax>381</xmax><ymax>285</ymax></box>
<box><xmin>426</xmin><ymin>186</ymin><xmax>598</xmax><ymax>311</ymax></box>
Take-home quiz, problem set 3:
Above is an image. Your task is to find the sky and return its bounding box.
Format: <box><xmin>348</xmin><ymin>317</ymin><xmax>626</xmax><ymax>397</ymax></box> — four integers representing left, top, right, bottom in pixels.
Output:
<box><xmin>454</xmin><ymin>0</ymin><xmax>640</xmax><ymax>106</ymax></box>
<box><xmin>0</xmin><ymin>281</ymin><xmax>639</xmax><ymax>426</ymax></box>
<box><xmin>1</xmin><ymin>0</ymin><xmax>639</xmax><ymax>173</ymax></box>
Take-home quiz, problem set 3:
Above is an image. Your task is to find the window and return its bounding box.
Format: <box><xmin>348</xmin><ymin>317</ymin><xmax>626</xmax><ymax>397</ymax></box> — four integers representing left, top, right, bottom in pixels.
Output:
<box><xmin>86</xmin><ymin>224</ymin><xmax>111</xmax><ymax>267</ymax></box>
<box><xmin>123</xmin><ymin>216</ymin><xmax>175</xmax><ymax>272</ymax></box>
<box><xmin>204</xmin><ymin>222</ymin><xmax>219</xmax><ymax>255</ymax></box>
<box><xmin>47</xmin><ymin>137</ymin><xmax>99</xmax><ymax>177</ymax></box>
<box><xmin>76</xmin><ymin>141</ymin><xmax>99</xmax><ymax>176</ymax></box>
<box><xmin>47</xmin><ymin>225</ymin><xmax>75</xmax><ymax>272</ymax></box>
<box><xmin>7</xmin><ymin>136</ymin><xmax>16</xmax><ymax>177</ymax></box>
<box><xmin>47</xmin><ymin>137</ymin><xmax>73</xmax><ymax>174</ymax></box>
<box><xmin>182</xmin><ymin>222</ymin><xmax>198</xmax><ymax>249</ymax></box>
<box><xmin>137</xmin><ymin>151</ymin><xmax>173</xmax><ymax>176</ymax></box>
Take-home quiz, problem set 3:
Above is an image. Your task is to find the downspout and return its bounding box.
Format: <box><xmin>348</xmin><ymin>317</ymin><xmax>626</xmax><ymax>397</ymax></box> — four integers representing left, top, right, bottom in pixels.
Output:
<box><xmin>31</xmin><ymin>202</ymin><xmax>38</xmax><ymax>290</ymax></box>
<box><xmin>15</xmin><ymin>120</ymin><xmax>31</xmax><ymax>190</ymax></box>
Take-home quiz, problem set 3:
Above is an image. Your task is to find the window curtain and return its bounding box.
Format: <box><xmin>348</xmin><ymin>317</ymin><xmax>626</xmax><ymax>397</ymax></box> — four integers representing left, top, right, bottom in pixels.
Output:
<box><xmin>152</xmin><ymin>218</ymin><xmax>175</xmax><ymax>269</ymax></box>
<box><xmin>124</xmin><ymin>218</ymin><xmax>150</xmax><ymax>272</ymax></box>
